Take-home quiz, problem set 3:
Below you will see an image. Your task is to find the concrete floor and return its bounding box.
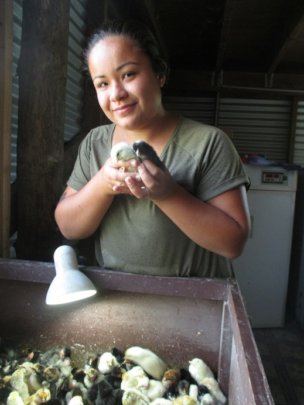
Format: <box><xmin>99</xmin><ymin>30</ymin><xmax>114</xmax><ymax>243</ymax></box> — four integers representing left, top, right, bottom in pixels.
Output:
<box><xmin>253</xmin><ymin>321</ymin><xmax>304</xmax><ymax>405</ymax></box>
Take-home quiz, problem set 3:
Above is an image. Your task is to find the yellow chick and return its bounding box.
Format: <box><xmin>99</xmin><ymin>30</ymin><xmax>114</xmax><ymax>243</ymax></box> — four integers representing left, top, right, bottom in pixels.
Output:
<box><xmin>27</xmin><ymin>371</ymin><xmax>43</xmax><ymax>394</ymax></box>
<box><xmin>10</xmin><ymin>368</ymin><xmax>29</xmax><ymax>401</ymax></box>
<box><xmin>172</xmin><ymin>395</ymin><xmax>198</xmax><ymax>405</ymax></box>
<box><xmin>200</xmin><ymin>393</ymin><xmax>216</xmax><ymax>404</ymax></box>
<box><xmin>6</xmin><ymin>391</ymin><xmax>24</xmax><ymax>405</ymax></box>
<box><xmin>43</xmin><ymin>366</ymin><xmax>60</xmax><ymax>383</ymax></box>
<box><xmin>25</xmin><ymin>387</ymin><xmax>51</xmax><ymax>404</ymax></box>
<box><xmin>110</xmin><ymin>142</ymin><xmax>138</xmax><ymax>173</ymax></box>
<box><xmin>188</xmin><ymin>384</ymin><xmax>198</xmax><ymax>400</ymax></box>
<box><xmin>83</xmin><ymin>366</ymin><xmax>100</xmax><ymax>388</ymax></box>
<box><xmin>150</xmin><ymin>399</ymin><xmax>173</xmax><ymax>405</ymax></box>
<box><xmin>143</xmin><ymin>379</ymin><xmax>166</xmax><ymax>401</ymax></box>
<box><xmin>67</xmin><ymin>395</ymin><xmax>84</xmax><ymax>405</ymax></box>
<box><xmin>201</xmin><ymin>377</ymin><xmax>226</xmax><ymax>404</ymax></box>
<box><xmin>124</xmin><ymin>347</ymin><xmax>168</xmax><ymax>380</ymax></box>
<box><xmin>122</xmin><ymin>388</ymin><xmax>150</xmax><ymax>405</ymax></box>
<box><xmin>121</xmin><ymin>366</ymin><xmax>149</xmax><ymax>391</ymax></box>
<box><xmin>97</xmin><ymin>352</ymin><xmax>119</xmax><ymax>374</ymax></box>
<box><xmin>188</xmin><ymin>359</ymin><xmax>214</xmax><ymax>384</ymax></box>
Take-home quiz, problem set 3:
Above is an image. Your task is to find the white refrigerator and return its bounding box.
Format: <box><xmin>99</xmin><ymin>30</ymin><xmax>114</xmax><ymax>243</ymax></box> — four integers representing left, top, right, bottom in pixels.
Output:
<box><xmin>233</xmin><ymin>164</ymin><xmax>298</xmax><ymax>328</ymax></box>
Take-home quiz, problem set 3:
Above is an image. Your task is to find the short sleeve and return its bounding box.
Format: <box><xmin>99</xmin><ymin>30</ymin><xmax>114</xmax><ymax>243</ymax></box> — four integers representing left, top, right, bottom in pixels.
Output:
<box><xmin>197</xmin><ymin>129</ymin><xmax>249</xmax><ymax>201</ymax></box>
<box><xmin>67</xmin><ymin>131</ymin><xmax>93</xmax><ymax>191</ymax></box>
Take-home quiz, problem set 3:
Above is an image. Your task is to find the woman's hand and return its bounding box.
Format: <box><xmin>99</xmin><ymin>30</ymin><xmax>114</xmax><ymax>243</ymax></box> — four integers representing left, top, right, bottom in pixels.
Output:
<box><xmin>122</xmin><ymin>160</ymin><xmax>177</xmax><ymax>200</ymax></box>
<box><xmin>101</xmin><ymin>157</ymin><xmax>141</xmax><ymax>195</ymax></box>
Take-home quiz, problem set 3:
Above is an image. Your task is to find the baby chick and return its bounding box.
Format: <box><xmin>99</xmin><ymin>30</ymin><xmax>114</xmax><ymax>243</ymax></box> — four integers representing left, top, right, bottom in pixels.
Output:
<box><xmin>6</xmin><ymin>391</ymin><xmax>24</xmax><ymax>405</ymax></box>
<box><xmin>189</xmin><ymin>384</ymin><xmax>199</xmax><ymax>400</ymax></box>
<box><xmin>122</xmin><ymin>388</ymin><xmax>150</xmax><ymax>405</ymax></box>
<box><xmin>83</xmin><ymin>366</ymin><xmax>100</xmax><ymax>388</ymax></box>
<box><xmin>25</xmin><ymin>387</ymin><xmax>51</xmax><ymax>404</ymax></box>
<box><xmin>124</xmin><ymin>347</ymin><xmax>168</xmax><ymax>380</ymax></box>
<box><xmin>67</xmin><ymin>395</ymin><xmax>83</xmax><ymax>405</ymax></box>
<box><xmin>10</xmin><ymin>368</ymin><xmax>29</xmax><ymax>401</ymax></box>
<box><xmin>200</xmin><ymin>378</ymin><xmax>226</xmax><ymax>404</ymax></box>
<box><xmin>132</xmin><ymin>140</ymin><xmax>165</xmax><ymax>169</ymax></box>
<box><xmin>98</xmin><ymin>352</ymin><xmax>119</xmax><ymax>374</ymax></box>
<box><xmin>172</xmin><ymin>395</ymin><xmax>198</xmax><ymax>405</ymax></box>
<box><xmin>111</xmin><ymin>142</ymin><xmax>138</xmax><ymax>168</ymax></box>
<box><xmin>87</xmin><ymin>379</ymin><xmax>123</xmax><ymax>405</ymax></box>
<box><xmin>150</xmin><ymin>398</ymin><xmax>172</xmax><ymax>405</ymax></box>
<box><xmin>200</xmin><ymin>393</ymin><xmax>216</xmax><ymax>405</ymax></box>
<box><xmin>188</xmin><ymin>359</ymin><xmax>214</xmax><ymax>384</ymax></box>
<box><xmin>162</xmin><ymin>369</ymin><xmax>181</xmax><ymax>391</ymax></box>
<box><xmin>150</xmin><ymin>399</ymin><xmax>173</xmax><ymax>405</ymax></box>
<box><xmin>43</xmin><ymin>366</ymin><xmax>61</xmax><ymax>383</ymax></box>
<box><xmin>143</xmin><ymin>379</ymin><xmax>166</xmax><ymax>401</ymax></box>
<box><xmin>121</xmin><ymin>366</ymin><xmax>149</xmax><ymax>391</ymax></box>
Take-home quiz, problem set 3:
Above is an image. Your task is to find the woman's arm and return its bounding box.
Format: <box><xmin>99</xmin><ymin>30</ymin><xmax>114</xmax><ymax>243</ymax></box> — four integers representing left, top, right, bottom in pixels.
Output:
<box><xmin>125</xmin><ymin>160</ymin><xmax>251</xmax><ymax>259</ymax></box>
<box><xmin>153</xmin><ymin>184</ymin><xmax>250</xmax><ymax>259</ymax></box>
<box><xmin>55</xmin><ymin>158</ymin><xmax>139</xmax><ymax>239</ymax></box>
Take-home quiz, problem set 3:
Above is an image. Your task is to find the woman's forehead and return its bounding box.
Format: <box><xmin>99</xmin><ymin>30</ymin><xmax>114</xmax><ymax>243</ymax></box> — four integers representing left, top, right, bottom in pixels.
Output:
<box><xmin>88</xmin><ymin>36</ymin><xmax>147</xmax><ymax>71</ymax></box>
<box><xmin>90</xmin><ymin>35</ymin><xmax>140</xmax><ymax>57</ymax></box>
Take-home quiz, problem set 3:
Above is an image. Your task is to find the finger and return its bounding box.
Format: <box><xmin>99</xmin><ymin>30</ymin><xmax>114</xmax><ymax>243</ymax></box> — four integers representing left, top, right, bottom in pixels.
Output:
<box><xmin>125</xmin><ymin>176</ymin><xmax>148</xmax><ymax>199</ymax></box>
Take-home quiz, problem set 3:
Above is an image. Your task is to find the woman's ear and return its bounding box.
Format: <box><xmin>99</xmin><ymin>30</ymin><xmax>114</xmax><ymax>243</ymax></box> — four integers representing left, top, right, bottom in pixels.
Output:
<box><xmin>159</xmin><ymin>75</ymin><xmax>166</xmax><ymax>88</ymax></box>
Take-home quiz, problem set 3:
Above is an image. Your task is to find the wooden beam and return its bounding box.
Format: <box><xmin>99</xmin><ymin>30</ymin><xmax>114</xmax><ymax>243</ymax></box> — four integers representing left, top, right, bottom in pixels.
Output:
<box><xmin>215</xmin><ymin>0</ymin><xmax>237</xmax><ymax>74</ymax></box>
<box><xmin>267</xmin><ymin>3</ymin><xmax>304</xmax><ymax>75</ymax></box>
<box><xmin>0</xmin><ymin>0</ymin><xmax>13</xmax><ymax>258</ymax></box>
<box><xmin>16</xmin><ymin>0</ymin><xmax>70</xmax><ymax>261</ymax></box>
<box><xmin>168</xmin><ymin>69</ymin><xmax>304</xmax><ymax>95</ymax></box>
<box><xmin>143</xmin><ymin>0</ymin><xmax>169</xmax><ymax>62</ymax></box>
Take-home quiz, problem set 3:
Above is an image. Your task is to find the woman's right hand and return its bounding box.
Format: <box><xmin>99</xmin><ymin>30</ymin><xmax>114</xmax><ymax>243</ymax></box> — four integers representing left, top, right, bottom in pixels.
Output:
<box><xmin>100</xmin><ymin>157</ymin><xmax>141</xmax><ymax>196</ymax></box>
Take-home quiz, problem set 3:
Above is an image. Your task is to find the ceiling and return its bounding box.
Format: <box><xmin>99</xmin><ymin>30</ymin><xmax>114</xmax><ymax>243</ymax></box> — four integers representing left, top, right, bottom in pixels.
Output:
<box><xmin>86</xmin><ymin>0</ymin><xmax>304</xmax><ymax>93</ymax></box>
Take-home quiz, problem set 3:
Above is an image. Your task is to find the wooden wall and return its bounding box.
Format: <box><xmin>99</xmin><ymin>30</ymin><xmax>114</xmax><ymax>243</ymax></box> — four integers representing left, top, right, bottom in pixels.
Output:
<box><xmin>0</xmin><ymin>0</ymin><xmax>12</xmax><ymax>258</ymax></box>
<box><xmin>15</xmin><ymin>0</ymin><xmax>70</xmax><ymax>261</ymax></box>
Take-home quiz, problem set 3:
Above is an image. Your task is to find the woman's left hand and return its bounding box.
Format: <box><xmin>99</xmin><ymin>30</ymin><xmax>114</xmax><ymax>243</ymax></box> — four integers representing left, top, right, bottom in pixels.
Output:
<box><xmin>122</xmin><ymin>160</ymin><xmax>176</xmax><ymax>200</ymax></box>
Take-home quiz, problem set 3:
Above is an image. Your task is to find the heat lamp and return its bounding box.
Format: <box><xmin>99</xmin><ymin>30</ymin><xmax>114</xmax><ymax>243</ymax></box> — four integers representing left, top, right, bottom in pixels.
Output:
<box><xmin>46</xmin><ymin>245</ymin><xmax>97</xmax><ymax>305</ymax></box>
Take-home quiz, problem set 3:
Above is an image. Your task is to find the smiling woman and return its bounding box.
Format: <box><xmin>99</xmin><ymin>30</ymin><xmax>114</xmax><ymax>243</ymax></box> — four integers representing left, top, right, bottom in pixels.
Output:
<box><xmin>54</xmin><ymin>20</ymin><xmax>251</xmax><ymax>277</ymax></box>
<box><xmin>88</xmin><ymin>35</ymin><xmax>165</xmax><ymax>130</ymax></box>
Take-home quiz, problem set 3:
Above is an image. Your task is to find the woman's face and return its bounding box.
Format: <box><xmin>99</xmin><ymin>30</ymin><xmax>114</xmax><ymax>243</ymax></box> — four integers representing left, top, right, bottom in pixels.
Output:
<box><xmin>88</xmin><ymin>35</ymin><xmax>165</xmax><ymax>131</ymax></box>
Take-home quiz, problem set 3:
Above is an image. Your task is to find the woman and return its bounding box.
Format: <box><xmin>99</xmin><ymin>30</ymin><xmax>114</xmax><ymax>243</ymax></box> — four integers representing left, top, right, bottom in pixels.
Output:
<box><xmin>55</xmin><ymin>20</ymin><xmax>250</xmax><ymax>277</ymax></box>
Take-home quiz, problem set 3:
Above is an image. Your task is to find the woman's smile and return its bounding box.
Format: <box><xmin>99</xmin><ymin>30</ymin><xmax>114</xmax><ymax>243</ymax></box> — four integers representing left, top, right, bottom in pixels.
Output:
<box><xmin>112</xmin><ymin>102</ymin><xmax>137</xmax><ymax>116</ymax></box>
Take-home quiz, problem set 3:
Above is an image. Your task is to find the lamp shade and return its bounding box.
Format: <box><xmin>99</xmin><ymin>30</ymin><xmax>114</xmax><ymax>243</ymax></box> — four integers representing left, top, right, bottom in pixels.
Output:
<box><xmin>46</xmin><ymin>245</ymin><xmax>97</xmax><ymax>305</ymax></box>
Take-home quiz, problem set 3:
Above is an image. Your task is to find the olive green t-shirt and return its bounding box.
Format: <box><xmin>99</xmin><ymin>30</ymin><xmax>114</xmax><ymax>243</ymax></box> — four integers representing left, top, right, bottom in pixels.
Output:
<box><xmin>67</xmin><ymin>117</ymin><xmax>249</xmax><ymax>277</ymax></box>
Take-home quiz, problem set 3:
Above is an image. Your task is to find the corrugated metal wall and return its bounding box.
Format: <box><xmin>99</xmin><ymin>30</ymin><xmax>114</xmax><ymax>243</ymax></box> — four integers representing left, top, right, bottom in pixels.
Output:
<box><xmin>11</xmin><ymin>0</ymin><xmax>87</xmax><ymax>182</ymax></box>
<box><xmin>165</xmin><ymin>95</ymin><xmax>299</xmax><ymax>164</ymax></box>
<box><xmin>164</xmin><ymin>96</ymin><xmax>216</xmax><ymax>125</ymax></box>
<box><xmin>218</xmin><ymin>98</ymin><xmax>291</xmax><ymax>162</ymax></box>
<box><xmin>294</xmin><ymin>100</ymin><xmax>304</xmax><ymax>166</ymax></box>
<box><xmin>64</xmin><ymin>0</ymin><xmax>87</xmax><ymax>142</ymax></box>
<box><xmin>11</xmin><ymin>0</ymin><xmax>23</xmax><ymax>182</ymax></box>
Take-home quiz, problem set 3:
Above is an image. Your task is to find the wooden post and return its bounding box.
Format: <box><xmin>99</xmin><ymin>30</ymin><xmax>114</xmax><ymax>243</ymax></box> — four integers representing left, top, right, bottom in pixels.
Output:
<box><xmin>0</xmin><ymin>0</ymin><xmax>13</xmax><ymax>258</ymax></box>
<box><xmin>16</xmin><ymin>0</ymin><xmax>70</xmax><ymax>260</ymax></box>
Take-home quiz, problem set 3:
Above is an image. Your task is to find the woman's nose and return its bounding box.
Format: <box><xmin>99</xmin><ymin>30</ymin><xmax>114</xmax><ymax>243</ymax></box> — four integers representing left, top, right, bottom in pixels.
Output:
<box><xmin>110</xmin><ymin>82</ymin><xmax>127</xmax><ymax>101</ymax></box>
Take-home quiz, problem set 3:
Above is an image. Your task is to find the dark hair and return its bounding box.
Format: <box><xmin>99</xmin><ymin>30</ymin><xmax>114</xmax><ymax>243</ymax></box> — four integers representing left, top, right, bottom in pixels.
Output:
<box><xmin>84</xmin><ymin>20</ymin><xmax>169</xmax><ymax>79</ymax></box>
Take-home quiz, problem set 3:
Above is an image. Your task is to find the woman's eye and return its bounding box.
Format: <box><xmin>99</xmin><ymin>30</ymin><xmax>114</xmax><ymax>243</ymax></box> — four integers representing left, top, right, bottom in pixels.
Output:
<box><xmin>95</xmin><ymin>81</ymin><xmax>107</xmax><ymax>89</ymax></box>
<box><xmin>123</xmin><ymin>71</ymin><xmax>135</xmax><ymax>80</ymax></box>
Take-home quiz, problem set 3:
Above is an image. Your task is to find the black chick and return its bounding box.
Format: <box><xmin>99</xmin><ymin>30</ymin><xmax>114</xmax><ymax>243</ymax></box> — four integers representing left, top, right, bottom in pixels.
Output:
<box><xmin>87</xmin><ymin>379</ymin><xmax>123</xmax><ymax>405</ymax></box>
<box><xmin>132</xmin><ymin>140</ymin><xmax>166</xmax><ymax>170</ymax></box>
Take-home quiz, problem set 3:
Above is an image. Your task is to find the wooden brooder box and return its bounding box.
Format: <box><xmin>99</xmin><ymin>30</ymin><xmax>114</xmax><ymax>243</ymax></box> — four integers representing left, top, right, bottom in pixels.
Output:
<box><xmin>0</xmin><ymin>259</ymin><xmax>274</xmax><ymax>404</ymax></box>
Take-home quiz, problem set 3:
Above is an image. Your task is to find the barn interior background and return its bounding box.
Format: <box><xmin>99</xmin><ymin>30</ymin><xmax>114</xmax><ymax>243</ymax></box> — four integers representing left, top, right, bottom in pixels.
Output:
<box><xmin>1</xmin><ymin>1</ymin><xmax>304</xmax><ymax>403</ymax></box>
<box><xmin>1</xmin><ymin>0</ymin><xmax>304</xmax><ymax>262</ymax></box>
